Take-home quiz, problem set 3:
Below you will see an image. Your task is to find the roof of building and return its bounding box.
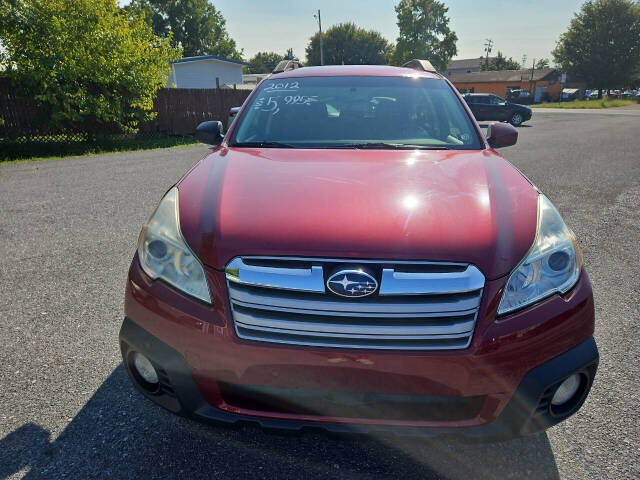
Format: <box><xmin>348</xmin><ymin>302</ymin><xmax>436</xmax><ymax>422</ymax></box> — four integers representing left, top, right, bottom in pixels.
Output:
<box><xmin>450</xmin><ymin>68</ymin><xmax>558</xmax><ymax>83</ymax></box>
<box><xmin>446</xmin><ymin>57</ymin><xmax>493</xmax><ymax>71</ymax></box>
<box><xmin>173</xmin><ymin>54</ymin><xmax>250</xmax><ymax>67</ymax></box>
<box><xmin>271</xmin><ymin>65</ymin><xmax>441</xmax><ymax>79</ymax></box>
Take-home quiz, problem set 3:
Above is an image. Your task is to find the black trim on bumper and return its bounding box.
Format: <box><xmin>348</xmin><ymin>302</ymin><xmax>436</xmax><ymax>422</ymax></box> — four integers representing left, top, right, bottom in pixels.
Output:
<box><xmin>119</xmin><ymin>317</ymin><xmax>598</xmax><ymax>440</ymax></box>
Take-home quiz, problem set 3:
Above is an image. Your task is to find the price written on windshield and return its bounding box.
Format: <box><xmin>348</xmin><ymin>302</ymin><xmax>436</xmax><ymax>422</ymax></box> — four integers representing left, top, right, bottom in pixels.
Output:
<box><xmin>253</xmin><ymin>95</ymin><xmax>319</xmax><ymax>115</ymax></box>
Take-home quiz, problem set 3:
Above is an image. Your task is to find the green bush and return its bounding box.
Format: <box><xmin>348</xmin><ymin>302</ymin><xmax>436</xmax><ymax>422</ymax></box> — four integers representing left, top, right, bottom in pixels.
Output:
<box><xmin>0</xmin><ymin>0</ymin><xmax>182</xmax><ymax>132</ymax></box>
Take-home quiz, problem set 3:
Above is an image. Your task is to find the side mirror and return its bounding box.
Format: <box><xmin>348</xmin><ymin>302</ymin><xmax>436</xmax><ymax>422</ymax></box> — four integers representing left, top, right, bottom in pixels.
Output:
<box><xmin>487</xmin><ymin>122</ymin><xmax>518</xmax><ymax>148</ymax></box>
<box><xmin>196</xmin><ymin>121</ymin><xmax>224</xmax><ymax>146</ymax></box>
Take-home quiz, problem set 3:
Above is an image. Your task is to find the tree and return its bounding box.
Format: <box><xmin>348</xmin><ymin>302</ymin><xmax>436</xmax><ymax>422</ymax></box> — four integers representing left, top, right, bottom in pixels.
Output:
<box><xmin>481</xmin><ymin>51</ymin><xmax>521</xmax><ymax>71</ymax></box>
<box><xmin>284</xmin><ymin>48</ymin><xmax>296</xmax><ymax>60</ymax></box>
<box><xmin>246</xmin><ymin>52</ymin><xmax>284</xmax><ymax>74</ymax></box>
<box><xmin>392</xmin><ymin>0</ymin><xmax>457</xmax><ymax>71</ymax></box>
<box><xmin>535</xmin><ymin>58</ymin><xmax>551</xmax><ymax>69</ymax></box>
<box><xmin>0</xmin><ymin>0</ymin><xmax>180</xmax><ymax>132</ymax></box>
<box><xmin>553</xmin><ymin>0</ymin><xmax>640</xmax><ymax>97</ymax></box>
<box><xmin>306</xmin><ymin>23</ymin><xmax>393</xmax><ymax>66</ymax></box>
<box><xmin>126</xmin><ymin>0</ymin><xmax>242</xmax><ymax>59</ymax></box>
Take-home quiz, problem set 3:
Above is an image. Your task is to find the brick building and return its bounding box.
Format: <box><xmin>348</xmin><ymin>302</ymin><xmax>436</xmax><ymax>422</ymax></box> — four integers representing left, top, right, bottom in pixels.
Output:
<box><xmin>444</xmin><ymin>57</ymin><xmax>496</xmax><ymax>76</ymax></box>
<box><xmin>450</xmin><ymin>68</ymin><xmax>564</xmax><ymax>102</ymax></box>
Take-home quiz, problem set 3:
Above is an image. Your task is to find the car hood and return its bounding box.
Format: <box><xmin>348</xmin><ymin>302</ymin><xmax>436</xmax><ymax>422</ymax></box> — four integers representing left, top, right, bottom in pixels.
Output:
<box><xmin>178</xmin><ymin>147</ymin><xmax>539</xmax><ymax>279</ymax></box>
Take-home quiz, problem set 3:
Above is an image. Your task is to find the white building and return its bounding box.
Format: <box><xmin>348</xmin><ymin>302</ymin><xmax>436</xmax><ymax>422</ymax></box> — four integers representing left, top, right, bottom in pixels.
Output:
<box><xmin>242</xmin><ymin>73</ymin><xmax>270</xmax><ymax>85</ymax></box>
<box><xmin>167</xmin><ymin>55</ymin><xmax>250</xmax><ymax>89</ymax></box>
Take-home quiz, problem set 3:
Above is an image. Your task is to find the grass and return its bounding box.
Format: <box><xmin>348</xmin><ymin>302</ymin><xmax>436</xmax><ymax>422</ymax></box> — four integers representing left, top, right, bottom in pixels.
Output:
<box><xmin>0</xmin><ymin>134</ymin><xmax>199</xmax><ymax>163</ymax></box>
<box><xmin>532</xmin><ymin>98</ymin><xmax>638</xmax><ymax>109</ymax></box>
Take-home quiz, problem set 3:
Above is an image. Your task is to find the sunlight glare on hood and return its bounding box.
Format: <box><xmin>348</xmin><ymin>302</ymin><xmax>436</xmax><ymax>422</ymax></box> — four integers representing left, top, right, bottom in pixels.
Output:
<box><xmin>402</xmin><ymin>194</ymin><xmax>420</xmax><ymax>210</ymax></box>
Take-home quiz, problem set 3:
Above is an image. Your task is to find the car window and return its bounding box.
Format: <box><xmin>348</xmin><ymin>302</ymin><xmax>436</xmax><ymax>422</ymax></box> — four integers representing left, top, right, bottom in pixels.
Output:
<box><xmin>490</xmin><ymin>95</ymin><xmax>505</xmax><ymax>105</ymax></box>
<box><xmin>231</xmin><ymin>76</ymin><xmax>482</xmax><ymax>150</ymax></box>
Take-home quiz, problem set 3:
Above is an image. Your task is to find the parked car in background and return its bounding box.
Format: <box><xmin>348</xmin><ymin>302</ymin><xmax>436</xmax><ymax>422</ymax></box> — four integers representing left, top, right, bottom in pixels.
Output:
<box><xmin>588</xmin><ymin>90</ymin><xmax>600</xmax><ymax>100</ymax></box>
<box><xmin>121</xmin><ymin>64</ymin><xmax>597</xmax><ymax>440</ymax></box>
<box><xmin>561</xmin><ymin>89</ymin><xmax>581</xmax><ymax>102</ymax></box>
<box><xmin>506</xmin><ymin>89</ymin><xmax>534</xmax><ymax>105</ymax></box>
<box><xmin>462</xmin><ymin>93</ymin><xmax>532</xmax><ymax>126</ymax></box>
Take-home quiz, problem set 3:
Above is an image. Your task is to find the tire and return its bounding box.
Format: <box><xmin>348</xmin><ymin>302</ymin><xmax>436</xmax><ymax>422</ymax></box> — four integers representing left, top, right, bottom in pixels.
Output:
<box><xmin>509</xmin><ymin>112</ymin><xmax>524</xmax><ymax>127</ymax></box>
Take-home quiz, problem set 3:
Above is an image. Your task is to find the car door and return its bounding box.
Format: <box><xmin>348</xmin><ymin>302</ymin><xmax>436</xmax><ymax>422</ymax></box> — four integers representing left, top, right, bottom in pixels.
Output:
<box><xmin>488</xmin><ymin>95</ymin><xmax>509</xmax><ymax>121</ymax></box>
<box><xmin>463</xmin><ymin>96</ymin><xmax>482</xmax><ymax>120</ymax></box>
<box><xmin>471</xmin><ymin>95</ymin><xmax>492</xmax><ymax>121</ymax></box>
<box><xmin>479</xmin><ymin>95</ymin><xmax>497</xmax><ymax>121</ymax></box>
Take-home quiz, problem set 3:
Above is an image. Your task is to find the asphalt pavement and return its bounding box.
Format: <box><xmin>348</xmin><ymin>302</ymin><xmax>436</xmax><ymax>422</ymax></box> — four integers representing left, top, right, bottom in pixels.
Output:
<box><xmin>1</xmin><ymin>107</ymin><xmax>639</xmax><ymax>479</ymax></box>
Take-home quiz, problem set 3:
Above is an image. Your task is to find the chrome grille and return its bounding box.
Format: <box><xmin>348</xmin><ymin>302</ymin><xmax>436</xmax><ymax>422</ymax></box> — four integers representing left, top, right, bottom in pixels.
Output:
<box><xmin>226</xmin><ymin>257</ymin><xmax>485</xmax><ymax>350</ymax></box>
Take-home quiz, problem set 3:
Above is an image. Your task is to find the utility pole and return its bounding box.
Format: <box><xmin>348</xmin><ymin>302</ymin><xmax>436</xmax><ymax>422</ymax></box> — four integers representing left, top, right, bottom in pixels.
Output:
<box><xmin>484</xmin><ymin>39</ymin><xmax>493</xmax><ymax>69</ymax></box>
<box><xmin>314</xmin><ymin>10</ymin><xmax>324</xmax><ymax>66</ymax></box>
<box><xmin>530</xmin><ymin>58</ymin><xmax>536</xmax><ymax>101</ymax></box>
<box><xmin>531</xmin><ymin>58</ymin><xmax>536</xmax><ymax>81</ymax></box>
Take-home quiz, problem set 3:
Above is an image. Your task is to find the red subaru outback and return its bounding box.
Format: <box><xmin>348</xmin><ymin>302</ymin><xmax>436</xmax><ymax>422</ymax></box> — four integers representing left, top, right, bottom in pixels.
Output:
<box><xmin>120</xmin><ymin>63</ymin><xmax>598</xmax><ymax>440</ymax></box>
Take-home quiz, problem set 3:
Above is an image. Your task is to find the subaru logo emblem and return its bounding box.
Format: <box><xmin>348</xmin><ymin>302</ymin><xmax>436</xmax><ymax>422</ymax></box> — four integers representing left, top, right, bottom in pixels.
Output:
<box><xmin>327</xmin><ymin>270</ymin><xmax>378</xmax><ymax>298</ymax></box>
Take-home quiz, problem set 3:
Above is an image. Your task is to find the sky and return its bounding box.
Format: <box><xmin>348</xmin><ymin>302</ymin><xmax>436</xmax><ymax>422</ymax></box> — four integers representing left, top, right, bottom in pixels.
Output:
<box><xmin>213</xmin><ymin>0</ymin><xmax>586</xmax><ymax>65</ymax></box>
<box><xmin>119</xmin><ymin>0</ymin><xmax>586</xmax><ymax>65</ymax></box>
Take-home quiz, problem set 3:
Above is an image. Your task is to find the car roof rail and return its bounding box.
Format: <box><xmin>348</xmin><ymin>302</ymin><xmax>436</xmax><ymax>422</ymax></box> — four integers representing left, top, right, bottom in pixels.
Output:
<box><xmin>402</xmin><ymin>59</ymin><xmax>438</xmax><ymax>74</ymax></box>
<box><xmin>272</xmin><ymin>59</ymin><xmax>303</xmax><ymax>74</ymax></box>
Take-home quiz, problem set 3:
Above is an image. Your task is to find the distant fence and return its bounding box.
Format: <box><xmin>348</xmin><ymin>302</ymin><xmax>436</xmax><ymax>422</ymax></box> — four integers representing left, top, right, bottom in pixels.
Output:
<box><xmin>143</xmin><ymin>87</ymin><xmax>251</xmax><ymax>135</ymax></box>
<box><xmin>0</xmin><ymin>79</ymin><xmax>252</xmax><ymax>140</ymax></box>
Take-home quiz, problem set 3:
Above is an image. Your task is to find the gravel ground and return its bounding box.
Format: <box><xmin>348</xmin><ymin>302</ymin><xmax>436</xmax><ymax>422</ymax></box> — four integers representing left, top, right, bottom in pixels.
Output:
<box><xmin>1</xmin><ymin>108</ymin><xmax>639</xmax><ymax>479</ymax></box>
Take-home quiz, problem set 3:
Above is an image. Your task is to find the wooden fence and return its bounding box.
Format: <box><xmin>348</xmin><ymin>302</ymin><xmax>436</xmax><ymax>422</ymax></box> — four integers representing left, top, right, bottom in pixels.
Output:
<box><xmin>0</xmin><ymin>79</ymin><xmax>253</xmax><ymax>139</ymax></box>
<box><xmin>143</xmin><ymin>88</ymin><xmax>251</xmax><ymax>135</ymax></box>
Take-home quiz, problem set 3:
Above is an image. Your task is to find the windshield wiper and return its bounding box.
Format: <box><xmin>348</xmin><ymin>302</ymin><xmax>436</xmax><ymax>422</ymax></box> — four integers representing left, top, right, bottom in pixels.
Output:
<box><xmin>231</xmin><ymin>141</ymin><xmax>296</xmax><ymax>148</ymax></box>
<box><xmin>230</xmin><ymin>141</ymin><xmax>451</xmax><ymax>150</ymax></box>
<box><xmin>335</xmin><ymin>142</ymin><xmax>450</xmax><ymax>150</ymax></box>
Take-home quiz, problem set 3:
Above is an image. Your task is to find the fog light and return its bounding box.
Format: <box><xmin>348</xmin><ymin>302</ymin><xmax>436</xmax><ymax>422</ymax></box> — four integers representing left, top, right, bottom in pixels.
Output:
<box><xmin>132</xmin><ymin>352</ymin><xmax>159</xmax><ymax>384</ymax></box>
<box><xmin>551</xmin><ymin>373</ymin><xmax>581</xmax><ymax>406</ymax></box>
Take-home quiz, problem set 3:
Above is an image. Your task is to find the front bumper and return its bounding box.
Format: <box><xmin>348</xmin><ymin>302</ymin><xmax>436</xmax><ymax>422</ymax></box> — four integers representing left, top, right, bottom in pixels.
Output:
<box><xmin>121</xmin><ymin>317</ymin><xmax>598</xmax><ymax>439</ymax></box>
<box><xmin>121</xmin><ymin>257</ymin><xmax>598</xmax><ymax>439</ymax></box>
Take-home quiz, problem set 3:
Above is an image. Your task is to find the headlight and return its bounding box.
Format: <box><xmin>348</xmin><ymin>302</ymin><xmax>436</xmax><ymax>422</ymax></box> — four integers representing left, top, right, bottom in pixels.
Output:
<box><xmin>498</xmin><ymin>194</ymin><xmax>582</xmax><ymax>315</ymax></box>
<box><xmin>137</xmin><ymin>187</ymin><xmax>212</xmax><ymax>303</ymax></box>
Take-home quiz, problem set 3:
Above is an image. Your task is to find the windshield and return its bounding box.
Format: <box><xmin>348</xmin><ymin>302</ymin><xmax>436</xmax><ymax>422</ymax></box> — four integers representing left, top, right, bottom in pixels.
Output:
<box><xmin>230</xmin><ymin>76</ymin><xmax>482</xmax><ymax>150</ymax></box>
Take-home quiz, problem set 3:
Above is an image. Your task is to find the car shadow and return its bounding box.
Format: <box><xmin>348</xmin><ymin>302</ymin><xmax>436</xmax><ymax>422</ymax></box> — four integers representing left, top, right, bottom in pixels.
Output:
<box><xmin>0</xmin><ymin>365</ymin><xmax>560</xmax><ymax>480</ymax></box>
